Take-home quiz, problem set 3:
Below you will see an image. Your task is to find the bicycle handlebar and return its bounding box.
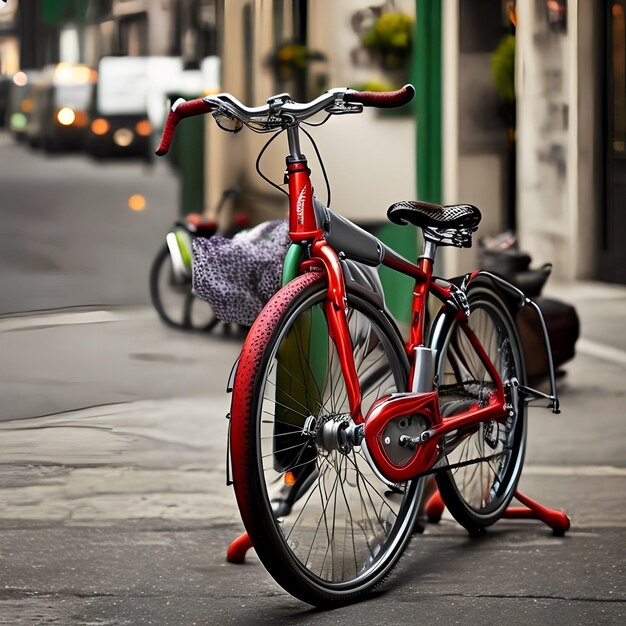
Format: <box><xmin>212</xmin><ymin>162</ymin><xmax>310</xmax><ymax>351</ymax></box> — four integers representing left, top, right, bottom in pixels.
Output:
<box><xmin>155</xmin><ymin>85</ymin><xmax>415</xmax><ymax>156</ymax></box>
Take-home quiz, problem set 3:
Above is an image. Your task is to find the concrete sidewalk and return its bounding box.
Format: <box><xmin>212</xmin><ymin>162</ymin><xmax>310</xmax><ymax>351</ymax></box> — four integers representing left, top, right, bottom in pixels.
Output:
<box><xmin>546</xmin><ymin>280</ymin><xmax>626</xmax><ymax>358</ymax></box>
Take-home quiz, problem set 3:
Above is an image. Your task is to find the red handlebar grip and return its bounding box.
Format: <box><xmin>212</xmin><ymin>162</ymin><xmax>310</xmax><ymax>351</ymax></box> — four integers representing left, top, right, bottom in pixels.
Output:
<box><xmin>155</xmin><ymin>97</ymin><xmax>214</xmax><ymax>156</ymax></box>
<box><xmin>344</xmin><ymin>84</ymin><xmax>415</xmax><ymax>109</ymax></box>
<box><xmin>155</xmin><ymin>109</ymin><xmax>180</xmax><ymax>156</ymax></box>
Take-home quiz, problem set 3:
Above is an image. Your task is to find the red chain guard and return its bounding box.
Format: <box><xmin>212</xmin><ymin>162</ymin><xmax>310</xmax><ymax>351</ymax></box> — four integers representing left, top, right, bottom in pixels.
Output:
<box><xmin>363</xmin><ymin>391</ymin><xmax>442</xmax><ymax>483</ymax></box>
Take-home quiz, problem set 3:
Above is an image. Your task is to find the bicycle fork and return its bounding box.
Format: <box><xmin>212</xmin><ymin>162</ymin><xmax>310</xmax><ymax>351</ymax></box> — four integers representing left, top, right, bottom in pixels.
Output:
<box><xmin>309</xmin><ymin>238</ymin><xmax>364</xmax><ymax>425</ymax></box>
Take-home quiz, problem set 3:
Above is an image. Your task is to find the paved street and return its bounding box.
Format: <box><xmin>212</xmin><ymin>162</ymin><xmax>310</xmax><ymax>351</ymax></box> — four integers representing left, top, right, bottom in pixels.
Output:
<box><xmin>1</xmin><ymin>135</ymin><xmax>625</xmax><ymax>624</ymax></box>
<box><xmin>0</xmin><ymin>131</ymin><xmax>176</xmax><ymax>315</ymax></box>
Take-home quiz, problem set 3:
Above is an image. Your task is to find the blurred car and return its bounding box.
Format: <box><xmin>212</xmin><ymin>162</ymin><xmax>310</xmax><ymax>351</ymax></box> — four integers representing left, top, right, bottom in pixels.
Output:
<box><xmin>24</xmin><ymin>63</ymin><xmax>96</xmax><ymax>152</ymax></box>
<box><xmin>85</xmin><ymin>57</ymin><xmax>151</xmax><ymax>158</ymax></box>
<box><xmin>85</xmin><ymin>56</ymin><xmax>184</xmax><ymax>159</ymax></box>
<box><xmin>4</xmin><ymin>70</ymin><xmax>41</xmax><ymax>139</ymax></box>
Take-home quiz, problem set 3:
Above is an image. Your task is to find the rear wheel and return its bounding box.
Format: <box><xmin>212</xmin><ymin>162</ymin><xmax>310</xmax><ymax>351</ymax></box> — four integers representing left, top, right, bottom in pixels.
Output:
<box><xmin>230</xmin><ymin>273</ymin><xmax>422</xmax><ymax>606</ymax></box>
<box><xmin>149</xmin><ymin>243</ymin><xmax>229</xmax><ymax>333</ymax></box>
<box><xmin>433</xmin><ymin>287</ymin><xmax>527</xmax><ymax>533</ymax></box>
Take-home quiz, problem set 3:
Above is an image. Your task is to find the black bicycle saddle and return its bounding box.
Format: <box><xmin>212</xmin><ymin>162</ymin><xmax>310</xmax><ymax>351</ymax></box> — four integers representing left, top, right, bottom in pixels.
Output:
<box><xmin>387</xmin><ymin>200</ymin><xmax>482</xmax><ymax>248</ymax></box>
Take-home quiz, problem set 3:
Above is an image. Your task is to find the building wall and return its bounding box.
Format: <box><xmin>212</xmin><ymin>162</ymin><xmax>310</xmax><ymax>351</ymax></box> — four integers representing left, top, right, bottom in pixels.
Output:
<box><xmin>442</xmin><ymin>0</ymin><xmax>603</xmax><ymax>282</ymax></box>
<box><xmin>211</xmin><ymin>0</ymin><xmax>417</xmax><ymax>225</ymax></box>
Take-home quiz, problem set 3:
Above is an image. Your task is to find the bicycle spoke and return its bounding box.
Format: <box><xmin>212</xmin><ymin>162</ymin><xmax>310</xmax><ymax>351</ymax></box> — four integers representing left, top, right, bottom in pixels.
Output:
<box><xmin>302</xmin><ymin>460</ymin><xmax>342</xmax><ymax>571</ymax></box>
<box><xmin>353</xmin><ymin>460</ymin><xmax>387</xmax><ymax>540</ymax></box>
<box><xmin>261</xmin><ymin>420</ymin><xmax>302</xmax><ymax>440</ymax></box>
<box><xmin>261</xmin><ymin>415</ymin><xmax>303</xmax><ymax>430</ymax></box>
<box><xmin>284</xmin><ymin>458</ymin><xmax>326</xmax><ymax>542</ymax></box>
<box><xmin>273</xmin><ymin>360</ymin><xmax>326</xmax><ymax>413</ymax></box>
<box><xmin>261</xmin><ymin>394</ymin><xmax>312</xmax><ymax>419</ymax></box>
<box><xmin>334</xmin><ymin>454</ymin><xmax>361</xmax><ymax>576</ymax></box>
<box><xmin>344</xmin><ymin>451</ymin><xmax>397</xmax><ymax>518</ymax></box>
<box><xmin>266</xmin><ymin>362</ymin><xmax>326</xmax><ymax>416</ymax></box>
<box><xmin>262</xmin><ymin>439</ymin><xmax>311</xmax><ymax>460</ymax></box>
<box><xmin>291</xmin><ymin>315</ymin><xmax>328</xmax><ymax>410</ymax></box>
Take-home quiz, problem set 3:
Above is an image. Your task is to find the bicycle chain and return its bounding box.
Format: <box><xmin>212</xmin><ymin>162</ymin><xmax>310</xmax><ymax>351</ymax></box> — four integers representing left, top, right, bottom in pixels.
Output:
<box><xmin>420</xmin><ymin>450</ymin><xmax>504</xmax><ymax>477</ymax></box>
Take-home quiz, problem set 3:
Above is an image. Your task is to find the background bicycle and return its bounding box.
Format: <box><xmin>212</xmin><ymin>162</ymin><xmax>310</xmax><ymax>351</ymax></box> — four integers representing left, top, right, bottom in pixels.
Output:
<box><xmin>149</xmin><ymin>186</ymin><xmax>248</xmax><ymax>333</ymax></box>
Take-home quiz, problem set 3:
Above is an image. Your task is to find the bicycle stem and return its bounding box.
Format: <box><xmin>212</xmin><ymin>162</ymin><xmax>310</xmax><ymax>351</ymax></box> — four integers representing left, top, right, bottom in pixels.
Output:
<box><xmin>286</xmin><ymin>125</ymin><xmax>304</xmax><ymax>160</ymax></box>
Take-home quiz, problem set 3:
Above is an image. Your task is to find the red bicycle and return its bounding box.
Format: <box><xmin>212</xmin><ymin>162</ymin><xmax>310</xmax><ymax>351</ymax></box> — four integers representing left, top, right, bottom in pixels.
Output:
<box><xmin>157</xmin><ymin>85</ymin><xmax>569</xmax><ymax>607</ymax></box>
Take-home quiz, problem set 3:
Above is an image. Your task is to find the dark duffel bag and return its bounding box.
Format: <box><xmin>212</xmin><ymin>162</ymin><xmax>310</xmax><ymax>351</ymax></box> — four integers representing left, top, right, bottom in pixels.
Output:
<box><xmin>517</xmin><ymin>296</ymin><xmax>580</xmax><ymax>380</ymax></box>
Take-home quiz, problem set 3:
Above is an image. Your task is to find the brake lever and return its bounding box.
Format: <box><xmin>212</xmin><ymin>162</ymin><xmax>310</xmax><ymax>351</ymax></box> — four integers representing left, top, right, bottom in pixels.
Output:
<box><xmin>325</xmin><ymin>102</ymin><xmax>364</xmax><ymax>115</ymax></box>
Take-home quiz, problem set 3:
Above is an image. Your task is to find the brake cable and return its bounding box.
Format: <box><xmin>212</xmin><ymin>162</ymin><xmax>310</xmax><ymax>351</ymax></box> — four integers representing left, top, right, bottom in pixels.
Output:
<box><xmin>253</xmin><ymin>113</ymin><xmax>334</xmax><ymax>208</ymax></box>
<box><xmin>255</xmin><ymin>129</ymin><xmax>289</xmax><ymax>198</ymax></box>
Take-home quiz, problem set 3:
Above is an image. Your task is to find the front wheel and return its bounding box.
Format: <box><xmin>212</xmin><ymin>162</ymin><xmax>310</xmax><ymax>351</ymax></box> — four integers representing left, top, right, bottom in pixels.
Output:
<box><xmin>230</xmin><ymin>272</ymin><xmax>423</xmax><ymax>607</ymax></box>
<box><xmin>431</xmin><ymin>286</ymin><xmax>527</xmax><ymax>533</ymax></box>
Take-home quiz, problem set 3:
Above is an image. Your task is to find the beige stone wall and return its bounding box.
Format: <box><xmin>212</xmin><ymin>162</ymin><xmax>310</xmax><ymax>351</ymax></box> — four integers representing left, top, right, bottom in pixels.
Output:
<box><xmin>516</xmin><ymin>0</ymin><xmax>600</xmax><ymax>280</ymax></box>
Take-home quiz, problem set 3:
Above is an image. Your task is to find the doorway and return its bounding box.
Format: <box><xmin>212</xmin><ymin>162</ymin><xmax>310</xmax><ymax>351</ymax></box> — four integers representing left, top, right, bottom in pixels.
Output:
<box><xmin>600</xmin><ymin>0</ymin><xmax>626</xmax><ymax>284</ymax></box>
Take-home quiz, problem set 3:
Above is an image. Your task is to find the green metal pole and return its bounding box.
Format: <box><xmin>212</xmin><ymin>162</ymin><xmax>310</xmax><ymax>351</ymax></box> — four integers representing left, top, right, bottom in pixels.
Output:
<box><xmin>377</xmin><ymin>1</ymin><xmax>443</xmax><ymax>326</ymax></box>
<box><xmin>414</xmin><ymin>0</ymin><xmax>443</xmax><ymax>204</ymax></box>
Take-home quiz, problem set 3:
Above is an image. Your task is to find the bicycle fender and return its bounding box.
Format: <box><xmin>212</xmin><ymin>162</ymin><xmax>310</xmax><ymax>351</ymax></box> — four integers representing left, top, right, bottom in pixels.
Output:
<box><xmin>463</xmin><ymin>271</ymin><xmax>559</xmax><ymax>411</ymax></box>
<box><xmin>462</xmin><ymin>270</ymin><xmax>526</xmax><ymax>315</ymax></box>
<box><xmin>341</xmin><ymin>259</ymin><xmax>385</xmax><ymax>310</ymax></box>
<box><xmin>430</xmin><ymin>271</ymin><xmax>561</xmax><ymax>414</ymax></box>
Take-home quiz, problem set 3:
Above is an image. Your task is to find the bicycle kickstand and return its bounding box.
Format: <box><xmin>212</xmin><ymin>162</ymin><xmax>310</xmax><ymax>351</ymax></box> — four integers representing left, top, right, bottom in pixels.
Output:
<box><xmin>502</xmin><ymin>490</ymin><xmax>571</xmax><ymax>536</ymax></box>
<box><xmin>226</xmin><ymin>531</ymin><xmax>254</xmax><ymax>564</ymax></box>
<box><xmin>424</xmin><ymin>488</ymin><xmax>571</xmax><ymax>536</ymax></box>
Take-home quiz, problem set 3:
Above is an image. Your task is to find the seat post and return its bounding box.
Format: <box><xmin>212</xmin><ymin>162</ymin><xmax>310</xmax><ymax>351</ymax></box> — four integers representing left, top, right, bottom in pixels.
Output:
<box><xmin>421</xmin><ymin>238</ymin><xmax>438</xmax><ymax>263</ymax></box>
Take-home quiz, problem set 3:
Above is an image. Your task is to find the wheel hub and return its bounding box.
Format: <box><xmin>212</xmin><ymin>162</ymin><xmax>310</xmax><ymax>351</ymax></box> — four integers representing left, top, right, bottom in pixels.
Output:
<box><xmin>313</xmin><ymin>415</ymin><xmax>361</xmax><ymax>455</ymax></box>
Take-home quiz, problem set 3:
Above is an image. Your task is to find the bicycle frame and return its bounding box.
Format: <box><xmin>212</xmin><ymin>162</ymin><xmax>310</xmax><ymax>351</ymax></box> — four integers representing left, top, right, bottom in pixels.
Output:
<box><xmin>283</xmin><ymin>126</ymin><xmax>509</xmax><ymax>483</ymax></box>
<box><xmin>157</xmin><ymin>88</ymin><xmax>571</xmax><ymax>582</ymax></box>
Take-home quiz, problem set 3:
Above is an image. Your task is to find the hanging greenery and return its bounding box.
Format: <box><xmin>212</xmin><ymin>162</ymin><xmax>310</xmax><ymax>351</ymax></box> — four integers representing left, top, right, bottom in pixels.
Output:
<box><xmin>492</xmin><ymin>34</ymin><xmax>516</xmax><ymax>103</ymax></box>
<box><xmin>361</xmin><ymin>11</ymin><xmax>414</xmax><ymax>70</ymax></box>
<box><xmin>267</xmin><ymin>43</ymin><xmax>326</xmax><ymax>82</ymax></box>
